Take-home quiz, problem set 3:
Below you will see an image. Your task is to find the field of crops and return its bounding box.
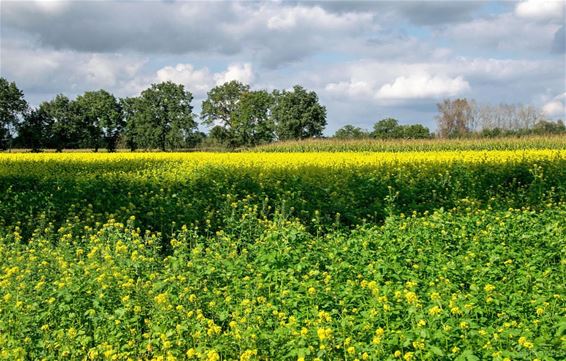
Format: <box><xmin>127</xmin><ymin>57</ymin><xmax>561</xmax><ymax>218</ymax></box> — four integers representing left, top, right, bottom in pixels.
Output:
<box><xmin>253</xmin><ymin>135</ymin><xmax>566</xmax><ymax>153</ymax></box>
<box><xmin>1</xmin><ymin>146</ymin><xmax>565</xmax><ymax>360</ymax></box>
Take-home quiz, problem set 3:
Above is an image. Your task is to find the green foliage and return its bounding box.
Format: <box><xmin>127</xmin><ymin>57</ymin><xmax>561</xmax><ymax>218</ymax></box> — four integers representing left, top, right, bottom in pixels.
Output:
<box><xmin>372</xmin><ymin>119</ymin><xmax>431</xmax><ymax>140</ymax></box>
<box><xmin>201</xmin><ymin>81</ymin><xmax>250</xmax><ymax>129</ymax></box>
<box><xmin>231</xmin><ymin>89</ymin><xmax>275</xmax><ymax>147</ymax></box>
<box><xmin>333</xmin><ymin>125</ymin><xmax>370</xmax><ymax>139</ymax></box>
<box><xmin>272</xmin><ymin>85</ymin><xmax>327</xmax><ymax>141</ymax></box>
<box><xmin>17</xmin><ymin>108</ymin><xmax>50</xmax><ymax>152</ymax></box>
<box><xmin>74</xmin><ymin>90</ymin><xmax>124</xmax><ymax>152</ymax></box>
<box><xmin>39</xmin><ymin>94</ymin><xmax>83</xmax><ymax>151</ymax></box>
<box><xmin>120</xmin><ymin>97</ymin><xmax>140</xmax><ymax>151</ymax></box>
<box><xmin>1</xmin><ymin>152</ymin><xmax>564</xmax><ymax>240</ymax></box>
<box><xmin>128</xmin><ymin>82</ymin><xmax>197</xmax><ymax>151</ymax></box>
<box><xmin>533</xmin><ymin>119</ymin><xmax>566</xmax><ymax>134</ymax></box>
<box><xmin>0</xmin><ymin>204</ymin><xmax>564</xmax><ymax>359</ymax></box>
<box><xmin>0</xmin><ymin>77</ymin><xmax>28</xmax><ymax>149</ymax></box>
<box><xmin>201</xmin><ymin>82</ymin><xmax>274</xmax><ymax>148</ymax></box>
<box><xmin>372</xmin><ymin>118</ymin><xmax>402</xmax><ymax>139</ymax></box>
<box><xmin>402</xmin><ymin>124</ymin><xmax>431</xmax><ymax>139</ymax></box>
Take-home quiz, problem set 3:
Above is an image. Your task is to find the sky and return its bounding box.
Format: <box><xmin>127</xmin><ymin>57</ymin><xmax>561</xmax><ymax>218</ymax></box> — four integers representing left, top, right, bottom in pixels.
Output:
<box><xmin>1</xmin><ymin>0</ymin><xmax>565</xmax><ymax>134</ymax></box>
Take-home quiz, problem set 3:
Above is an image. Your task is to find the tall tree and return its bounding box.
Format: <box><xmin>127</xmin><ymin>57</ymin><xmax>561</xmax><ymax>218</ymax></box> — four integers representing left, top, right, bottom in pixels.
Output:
<box><xmin>121</xmin><ymin>97</ymin><xmax>140</xmax><ymax>151</ymax></box>
<box><xmin>40</xmin><ymin>94</ymin><xmax>82</xmax><ymax>151</ymax></box>
<box><xmin>272</xmin><ymin>85</ymin><xmax>326</xmax><ymax>140</ymax></box>
<box><xmin>436</xmin><ymin>98</ymin><xmax>474</xmax><ymax>138</ymax></box>
<box><xmin>131</xmin><ymin>82</ymin><xmax>196</xmax><ymax>151</ymax></box>
<box><xmin>201</xmin><ymin>81</ymin><xmax>250</xmax><ymax>129</ymax></box>
<box><xmin>75</xmin><ymin>90</ymin><xmax>124</xmax><ymax>152</ymax></box>
<box><xmin>0</xmin><ymin>78</ymin><xmax>28</xmax><ymax>150</ymax></box>
<box><xmin>201</xmin><ymin>82</ymin><xmax>274</xmax><ymax>148</ymax></box>
<box><xmin>17</xmin><ymin>108</ymin><xmax>50</xmax><ymax>152</ymax></box>
<box><xmin>231</xmin><ymin>89</ymin><xmax>274</xmax><ymax>147</ymax></box>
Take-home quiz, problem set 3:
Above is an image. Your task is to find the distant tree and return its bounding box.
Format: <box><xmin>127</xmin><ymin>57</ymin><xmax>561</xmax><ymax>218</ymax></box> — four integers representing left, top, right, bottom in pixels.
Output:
<box><xmin>401</xmin><ymin>124</ymin><xmax>431</xmax><ymax>139</ymax></box>
<box><xmin>436</xmin><ymin>98</ymin><xmax>474</xmax><ymax>138</ymax></box>
<box><xmin>121</xmin><ymin>97</ymin><xmax>140</xmax><ymax>151</ymax></box>
<box><xmin>476</xmin><ymin>103</ymin><xmax>543</xmax><ymax>131</ymax></box>
<box><xmin>201</xmin><ymin>81</ymin><xmax>250</xmax><ymax>130</ymax></box>
<box><xmin>231</xmin><ymin>90</ymin><xmax>274</xmax><ymax>147</ymax></box>
<box><xmin>75</xmin><ymin>90</ymin><xmax>124</xmax><ymax>152</ymax></box>
<box><xmin>272</xmin><ymin>85</ymin><xmax>326</xmax><ymax>140</ymax></box>
<box><xmin>201</xmin><ymin>82</ymin><xmax>274</xmax><ymax>148</ymax></box>
<box><xmin>372</xmin><ymin>118</ymin><xmax>402</xmax><ymax>139</ymax></box>
<box><xmin>0</xmin><ymin>78</ymin><xmax>28</xmax><ymax>150</ymax></box>
<box><xmin>17</xmin><ymin>108</ymin><xmax>50</xmax><ymax>152</ymax></box>
<box><xmin>533</xmin><ymin>119</ymin><xmax>566</xmax><ymax>134</ymax></box>
<box><xmin>40</xmin><ymin>94</ymin><xmax>82</xmax><ymax>151</ymax></box>
<box><xmin>334</xmin><ymin>125</ymin><xmax>370</xmax><ymax>139</ymax></box>
<box><xmin>133</xmin><ymin>82</ymin><xmax>197</xmax><ymax>151</ymax></box>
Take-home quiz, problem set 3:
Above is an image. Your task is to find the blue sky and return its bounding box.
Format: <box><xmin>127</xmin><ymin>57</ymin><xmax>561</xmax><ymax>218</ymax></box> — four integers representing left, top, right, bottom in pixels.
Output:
<box><xmin>1</xmin><ymin>0</ymin><xmax>565</xmax><ymax>133</ymax></box>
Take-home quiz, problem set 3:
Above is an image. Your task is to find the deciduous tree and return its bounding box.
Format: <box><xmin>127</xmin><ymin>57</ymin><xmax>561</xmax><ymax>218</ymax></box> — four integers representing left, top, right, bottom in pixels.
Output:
<box><xmin>0</xmin><ymin>78</ymin><xmax>28</xmax><ymax>150</ymax></box>
<box><xmin>272</xmin><ymin>85</ymin><xmax>326</xmax><ymax>140</ymax></box>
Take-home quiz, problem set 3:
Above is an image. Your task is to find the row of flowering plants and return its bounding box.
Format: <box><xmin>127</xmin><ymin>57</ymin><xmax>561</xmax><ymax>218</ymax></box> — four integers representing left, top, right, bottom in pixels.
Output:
<box><xmin>1</xmin><ymin>204</ymin><xmax>564</xmax><ymax>360</ymax></box>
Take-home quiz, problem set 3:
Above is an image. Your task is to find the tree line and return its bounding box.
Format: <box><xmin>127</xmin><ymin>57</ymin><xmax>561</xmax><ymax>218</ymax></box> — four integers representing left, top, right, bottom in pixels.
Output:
<box><xmin>435</xmin><ymin>98</ymin><xmax>565</xmax><ymax>138</ymax></box>
<box><xmin>1</xmin><ymin>78</ymin><xmax>326</xmax><ymax>151</ymax></box>
<box><xmin>2</xmin><ymin>77</ymin><xmax>564</xmax><ymax>151</ymax></box>
<box><xmin>333</xmin><ymin>99</ymin><xmax>564</xmax><ymax>140</ymax></box>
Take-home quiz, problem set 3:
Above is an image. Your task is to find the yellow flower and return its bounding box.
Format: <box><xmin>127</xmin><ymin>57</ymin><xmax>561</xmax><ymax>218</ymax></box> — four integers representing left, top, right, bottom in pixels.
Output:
<box><xmin>518</xmin><ymin>336</ymin><xmax>534</xmax><ymax>349</ymax></box>
<box><xmin>394</xmin><ymin>350</ymin><xmax>402</xmax><ymax>358</ymax></box>
<box><xmin>347</xmin><ymin>346</ymin><xmax>355</xmax><ymax>355</ymax></box>
<box><xmin>67</xmin><ymin>327</ymin><xmax>78</xmax><ymax>338</ymax></box>
<box><xmin>428</xmin><ymin>306</ymin><xmax>442</xmax><ymax>316</ymax></box>
<box><xmin>308</xmin><ymin>287</ymin><xmax>316</xmax><ymax>295</ymax></box>
<box><xmin>186</xmin><ymin>348</ymin><xmax>196</xmax><ymax>358</ymax></box>
<box><xmin>430</xmin><ymin>292</ymin><xmax>441</xmax><ymax>301</ymax></box>
<box><xmin>417</xmin><ymin>319</ymin><xmax>426</xmax><ymax>327</ymax></box>
<box><xmin>206</xmin><ymin>350</ymin><xmax>220</xmax><ymax>361</ymax></box>
<box><xmin>412</xmin><ymin>340</ymin><xmax>425</xmax><ymax>350</ymax></box>
<box><xmin>484</xmin><ymin>284</ymin><xmax>496</xmax><ymax>292</ymax></box>
<box><xmin>240</xmin><ymin>349</ymin><xmax>257</xmax><ymax>361</ymax></box>
<box><xmin>88</xmin><ymin>348</ymin><xmax>99</xmax><ymax>360</ymax></box>
<box><xmin>403</xmin><ymin>352</ymin><xmax>414</xmax><ymax>361</ymax></box>
<box><xmin>317</xmin><ymin>327</ymin><xmax>332</xmax><ymax>341</ymax></box>
<box><xmin>405</xmin><ymin>291</ymin><xmax>418</xmax><ymax>304</ymax></box>
<box><xmin>154</xmin><ymin>293</ymin><xmax>168</xmax><ymax>305</ymax></box>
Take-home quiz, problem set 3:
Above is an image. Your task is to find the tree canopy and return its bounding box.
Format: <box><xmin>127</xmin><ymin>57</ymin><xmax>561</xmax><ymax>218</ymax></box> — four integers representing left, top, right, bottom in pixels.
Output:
<box><xmin>272</xmin><ymin>85</ymin><xmax>327</xmax><ymax>141</ymax></box>
<box><xmin>0</xmin><ymin>78</ymin><xmax>28</xmax><ymax>149</ymax></box>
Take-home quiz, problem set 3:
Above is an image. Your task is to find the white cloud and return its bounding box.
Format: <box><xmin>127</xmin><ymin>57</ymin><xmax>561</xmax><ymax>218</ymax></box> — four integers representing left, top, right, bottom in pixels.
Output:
<box><xmin>325</xmin><ymin>80</ymin><xmax>376</xmax><ymax>99</ymax></box>
<box><xmin>0</xmin><ymin>40</ymin><xmax>146</xmax><ymax>95</ymax></box>
<box><xmin>266</xmin><ymin>5</ymin><xmax>373</xmax><ymax>31</ymax></box>
<box><xmin>543</xmin><ymin>92</ymin><xmax>566</xmax><ymax>118</ymax></box>
<box><xmin>214</xmin><ymin>63</ymin><xmax>255</xmax><ymax>85</ymax></box>
<box><xmin>515</xmin><ymin>0</ymin><xmax>565</xmax><ymax>22</ymax></box>
<box><xmin>376</xmin><ymin>73</ymin><xmax>470</xmax><ymax>99</ymax></box>
<box><xmin>156</xmin><ymin>64</ymin><xmax>213</xmax><ymax>96</ymax></box>
<box><xmin>442</xmin><ymin>13</ymin><xmax>560</xmax><ymax>53</ymax></box>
